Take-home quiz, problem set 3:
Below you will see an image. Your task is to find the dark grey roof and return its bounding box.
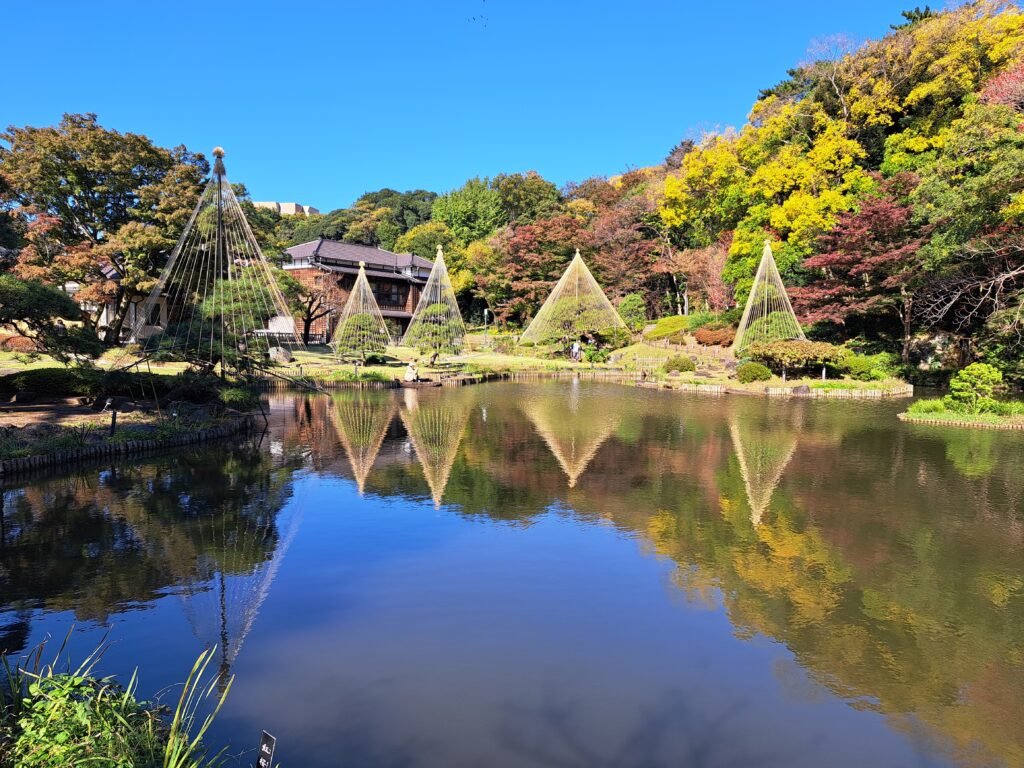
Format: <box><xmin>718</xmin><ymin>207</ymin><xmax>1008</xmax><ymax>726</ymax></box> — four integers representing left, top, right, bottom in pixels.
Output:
<box><xmin>286</xmin><ymin>239</ymin><xmax>433</xmax><ymax>272</ymax></box>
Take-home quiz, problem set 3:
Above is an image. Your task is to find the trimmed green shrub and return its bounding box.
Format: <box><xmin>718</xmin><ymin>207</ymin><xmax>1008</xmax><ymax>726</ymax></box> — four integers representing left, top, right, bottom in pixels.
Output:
<box><xmin>737</xmin><ymin>362</ymin><xmax>772</xmax><ymax>383</ymax></box>
<box><xmin>662</xmin><ymin>355</ymin><xmax>696</xmax><ymax>374</ymax></box>
<box><xmin>685</xmin><ymin>310</ymin><xmax>717</xmax><ymax>331</ymax></box>
<box><xmin>584</xmin><ymin>347</ymin><xmax>610</xmax><ymax>363</ymax></box>
<box><xmin>643</xmin><ymin>315</ymin><xmax>689</xmax><ymax>340</ymax></box>
<box><xmin>838</xmin><ymin>351</ymin><xmax>900</xmax><ymax>381</ymax></box>
<box><xmin>907</xmin><ymin>398</ymin><xmax>947</xmax><ymax>415</ymax></box>
<box><xmin>944</xmin><ymin>362</ymin><xmax>1003</xmax><ymax>414</ymax></box>
<box><xmin>617</xmin><ymin>293</ymin><xmax>647</xmax><ymax>332</ymax></box>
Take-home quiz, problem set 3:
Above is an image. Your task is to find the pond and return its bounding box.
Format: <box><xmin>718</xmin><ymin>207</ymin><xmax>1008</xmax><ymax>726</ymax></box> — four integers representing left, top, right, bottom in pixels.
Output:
<box><xmin>1</xmin><ymin>382</ymin><xmax>1023</xmax><ymax>768</ymax></box>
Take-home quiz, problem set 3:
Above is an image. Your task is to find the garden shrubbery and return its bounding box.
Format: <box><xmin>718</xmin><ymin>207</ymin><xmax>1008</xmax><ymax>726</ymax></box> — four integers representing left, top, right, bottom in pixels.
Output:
<box><xmin>747</xmin><ymin>340</ymin><xmax>846</xmax><ymax>376</ymax></box>
<box><xmin>837</xmin><ymin>351</ymin><xmax>900</xmax><ymax>381</ymax></box>
<box><xmin>0</xmin><ymin>367</ymin><xmax>262</xmax><ymax>413</ymax></box>
<box><xmin>0</xmin><ymin>335</ymin><xmax>40</xmax><ymax>353</ymax></box>
<box><xmin>662</xmin><ymin>355</ymin><xmax>696</xmax><ymax>374</ymax></box>
<box><xmin>943</xmin><ymin>362</ymin><xmax>1004</xmax><ymax>414</ymax></box>
<box><xmin>904</xmin><ymin>363</ymin><xmax>1024</xmax><ymax>421</ymax></box>
<box><xmin>218</xmin><ymin>386</ymin><xmax>261</xmax><ymax>411</ymax></box>
<box><xmin>642</xmin><ymin>315</ymin><xmax>688</xmax><ymax>341</ymax></box>
<box><xmin>736</xmin><ymin>361</ymin><xmax>772</xmax><ymax>383</ymax></box>
<box><xmin>907</xmin><ymin>398</ymin><xmax>948</xmax><ymax>415</ymax></box>
<box><xmin>693</xmin><ymin>325</ymin><xmax>735</xmax><ymax>346</ymax></box>
<box><xmin>0</xmin><ymin>643</ymin><xmax>229</xmax><ymax>768</ymax></box>
<box><xmin>617</xmin><ymin>293</ymin><xmax>647</xmax><ymax>332</ymax></box>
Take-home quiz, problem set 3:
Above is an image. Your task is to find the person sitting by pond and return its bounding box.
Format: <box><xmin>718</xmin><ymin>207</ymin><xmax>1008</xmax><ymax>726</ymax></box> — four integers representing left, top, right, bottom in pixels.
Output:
<box><xmin>404</xmin><ymin>359</ymin><xmax>420</xmax><ymax>382</ymax></box>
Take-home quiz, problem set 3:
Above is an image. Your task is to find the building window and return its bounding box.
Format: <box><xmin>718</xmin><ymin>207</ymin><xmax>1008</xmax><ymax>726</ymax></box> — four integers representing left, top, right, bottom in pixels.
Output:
<box><xmin>371</xmin><ymin>281</ymin><xmax>405</xmax><ymax>308</ymax></box>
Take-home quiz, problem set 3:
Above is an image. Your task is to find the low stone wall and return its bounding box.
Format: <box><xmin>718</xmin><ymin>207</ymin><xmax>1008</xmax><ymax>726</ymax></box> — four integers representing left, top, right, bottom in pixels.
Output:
<box><xmin>508</xmin><ymin>370</ymin><xmax>641</xmax><ymax>382</ymax></box>
<box><xmin>897</xmin><ymin>413</ymin><xmax>1024</xmax><ymax>431</ymax></box>
<box><xmin>765</xmin><ymin>383</ymin><xmax>914</xmax><ymax>399</ymax></box>
<box><xmin>0</xmin><ymin>418</ymin><xmax>253</xmax><ymax>478</ymax></box>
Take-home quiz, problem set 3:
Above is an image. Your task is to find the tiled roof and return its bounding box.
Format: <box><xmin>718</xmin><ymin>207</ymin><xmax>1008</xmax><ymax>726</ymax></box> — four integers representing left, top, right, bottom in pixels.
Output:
<box><xmin>285</xmin><ymin>238</ymin><xmax>433</xmax><ymax>271</ymax></box>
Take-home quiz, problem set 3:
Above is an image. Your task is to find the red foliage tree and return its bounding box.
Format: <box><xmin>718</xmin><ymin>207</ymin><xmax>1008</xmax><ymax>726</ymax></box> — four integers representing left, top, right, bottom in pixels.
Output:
<box><xmin>589</xmin><ymin>194</ymin><xmax>660</xmax><ymax>302</ymax></box>
<box><xmin>486</xmin><ymin>215</ymin><xmax>593</xmax><ymax>324</ymax></box>
<box><xmin>982</xmin><ymin>62</ymin><xmax>1024</xmax><ymax>112</ymax></box>
<box><xmin>791</xmin><ymin>174</ymin><xmax>927</xmax><ymax>360</ymax></box>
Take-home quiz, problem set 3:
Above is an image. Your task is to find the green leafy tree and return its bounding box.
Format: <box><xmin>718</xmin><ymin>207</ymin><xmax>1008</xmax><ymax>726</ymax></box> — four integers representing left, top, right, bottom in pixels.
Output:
<box><xmin>431</xmin><ymin>178</ymin><xmax>505</xmax><ymax>244</ymax></box>
<box><xmin>0</xmin><ymin>114</ymin><xmax>208</xmax><ymax>339</ymax></box>
<box><xmin>491</xmin><ymin>171</ymin><xmax>563</xmax><ymax>223</ymax></box>
<box><xmin>394</xmin><ymin>221</ymin><xmax>460</xmax><ymax>261</ymax></box>
<box><xmin>0</xmin><ymin>274</ymin><xmax>102</xmax><ymax>363</ymax></box>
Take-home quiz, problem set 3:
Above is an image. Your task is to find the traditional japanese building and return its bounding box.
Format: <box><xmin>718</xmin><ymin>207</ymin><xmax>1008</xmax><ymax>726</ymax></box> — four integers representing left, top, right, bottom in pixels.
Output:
<box><xmin>283</xmin><ymin>238</ymin><xmax>433</xmax><ymax>342</ymax></box>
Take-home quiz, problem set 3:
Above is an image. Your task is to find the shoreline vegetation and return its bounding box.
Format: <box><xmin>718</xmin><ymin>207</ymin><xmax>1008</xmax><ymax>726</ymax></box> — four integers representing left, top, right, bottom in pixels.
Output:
<box><xmin>0</xmin><ymin>366</ymin><xmax>260</xmax><ymax>472</ymax></box>
<box><xmin>0</xmin><ymin>637</ymin><xmax>229</xmax><ymax>768</ymax></box>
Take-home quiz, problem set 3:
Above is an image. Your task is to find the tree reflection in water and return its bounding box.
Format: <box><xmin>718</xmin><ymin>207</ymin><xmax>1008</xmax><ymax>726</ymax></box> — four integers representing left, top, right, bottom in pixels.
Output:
<box><xmin>2</xmin><ymin>384</ymin><xmax>1023</xmax><ymax>767</ymax></box>
<box><xmin>0</xmin><ymin>444</ymin><xmax>300</xmax><ymax>677</ymax></box>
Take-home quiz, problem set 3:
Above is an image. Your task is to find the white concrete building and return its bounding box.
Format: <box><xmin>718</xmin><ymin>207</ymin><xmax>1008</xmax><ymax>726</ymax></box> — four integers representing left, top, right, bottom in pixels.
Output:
<box><xmin>252</xmin><ymin>201</ymin><xmax>320</xmax><ymax>216</ymax></box>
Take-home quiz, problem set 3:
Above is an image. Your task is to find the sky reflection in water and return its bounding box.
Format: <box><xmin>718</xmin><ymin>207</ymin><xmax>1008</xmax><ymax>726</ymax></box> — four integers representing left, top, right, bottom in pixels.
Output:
<box><xmin>1</xmin><ymin>382</ymin><xmax>1022</xmax><ymax>768</ymax></box>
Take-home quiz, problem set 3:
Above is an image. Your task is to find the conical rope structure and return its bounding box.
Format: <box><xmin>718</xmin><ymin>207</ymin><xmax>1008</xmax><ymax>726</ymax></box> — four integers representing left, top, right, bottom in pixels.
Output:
<box><xmin>331</xmin><ymin>391</ymin><xmax>396</xmax><ymax>495</ymax></box>
<box><xmin>402</xmin><ymin>245</ymin><xmax>467</xmax><ymax>357</ymax></box>
<box><xmin>519</xmin><ymin>249</ymin><xmax>626</xmax><ymax>346</ymax></box>
<box><xmin>728</xmin><ymin>414</ymin><xmax>799</xmax><ymax>525</ymax></box>
<box><xmin>399</xmin><ymin>388</ymin><xmax>472</xmax><ymax>508</ymax></box>
<box><xmin>331</xmin><ymin>262</ymin><xmax>392</xmax><ymax>360</ymax></box>
<box><xmin>119</xmin><ymin>148</ymin><xmax>302</xmax><ymax>372</ymax></box>
<box><xmin>521</xmin><ymin>381</ymin><xmax>620</xmax><ymax>488</ymax></box>
<box><xmin>732</xmin><ymin>240</ymin><xmax>805</xmax><ymax>355</ymax></box>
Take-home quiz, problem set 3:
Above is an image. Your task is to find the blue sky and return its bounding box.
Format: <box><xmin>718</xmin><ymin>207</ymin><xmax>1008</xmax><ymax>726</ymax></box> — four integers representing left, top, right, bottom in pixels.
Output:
<box><xmin>2</xmin><ymin>0</ymin><xmax>918</xmax><ymax>212</ymax></box>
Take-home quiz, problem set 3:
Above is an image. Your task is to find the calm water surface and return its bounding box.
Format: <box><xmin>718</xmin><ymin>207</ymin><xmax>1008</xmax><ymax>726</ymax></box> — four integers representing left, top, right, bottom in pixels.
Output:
<box><xmin>1</xmin><ymin>382</ymin><xmax>1022</xmax><ymax>768</ymax></box>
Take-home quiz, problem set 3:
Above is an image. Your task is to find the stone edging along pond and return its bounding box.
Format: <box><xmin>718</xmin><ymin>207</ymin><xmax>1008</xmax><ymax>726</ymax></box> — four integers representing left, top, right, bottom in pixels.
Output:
<box><xmin>0</xmin><ymin>417</ymin><xmax>254</xmax><ymax>478</ymax></box>
<box><xmin>897</xmin><ymin>413</ymin><xmax>1024</xmax><ymax>431</ymax></box>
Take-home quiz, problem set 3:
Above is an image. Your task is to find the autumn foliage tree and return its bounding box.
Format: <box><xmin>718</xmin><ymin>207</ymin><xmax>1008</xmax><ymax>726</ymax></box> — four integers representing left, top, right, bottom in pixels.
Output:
<box><xmin>791</xmin><ymin>174</ymin><xmax>927</xmax><ymax>361</ymax></box>
<box><xmin>0</xmin><ymin>113</ymin><xmax>208</xmax><ymax>341</ymax></box>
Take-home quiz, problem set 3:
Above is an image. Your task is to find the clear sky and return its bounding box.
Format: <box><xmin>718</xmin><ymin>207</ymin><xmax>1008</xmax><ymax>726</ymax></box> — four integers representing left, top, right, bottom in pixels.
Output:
<box><xmin>2</xmin><ymin>0</ymin><xmax>919</xmax><ymax>212</ymax></box>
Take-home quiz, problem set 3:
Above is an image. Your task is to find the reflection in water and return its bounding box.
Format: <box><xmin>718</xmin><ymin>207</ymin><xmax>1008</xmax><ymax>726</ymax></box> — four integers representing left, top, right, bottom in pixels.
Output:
<box><xmin>400</xmin><ymin>388</ymin><xmax>473</xmax><ymax>508</ymax></box>
<box><xmin>728</xmin><ymin>410</ymin><xmax>800</xmax><ymax>525</ymax></box>
<box><xmin>331</xmin><ymin>391</ymin><xmax>396</xmax><ymax>495</ymax></box>
<box><xmin>178</xmin><ymin>499</ymin><xmax>302</xmax><ymax>685</ymax></box>
<box><xmin>2</xmin><ymin>383</ymin><xmax>1024</xmax><ymax>768</ymax></box>
<box><xmin>521</xmin><ymin>378</ymin><xmax>620</xmax><ymax>488</ymax></box>
<box><xmin>0</xmin><ymin>444</ymin><xmax>299</xmax><ymax>666</ymax></box>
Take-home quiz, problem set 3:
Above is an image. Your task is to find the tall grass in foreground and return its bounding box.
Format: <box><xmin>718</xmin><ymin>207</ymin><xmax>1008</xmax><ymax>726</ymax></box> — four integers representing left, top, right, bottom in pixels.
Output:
<box><xmin>0</xmin><ymin>631</ymin><xmax>232</xmax><ymax>768</ymax></box>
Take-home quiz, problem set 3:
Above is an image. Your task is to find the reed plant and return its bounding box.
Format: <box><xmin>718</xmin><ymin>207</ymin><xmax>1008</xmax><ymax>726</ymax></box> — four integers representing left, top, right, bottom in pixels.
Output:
<box><xmin>0</xmin><ymin>631</ymin><xmax>232</xmax><ymax>768</ymax></box>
